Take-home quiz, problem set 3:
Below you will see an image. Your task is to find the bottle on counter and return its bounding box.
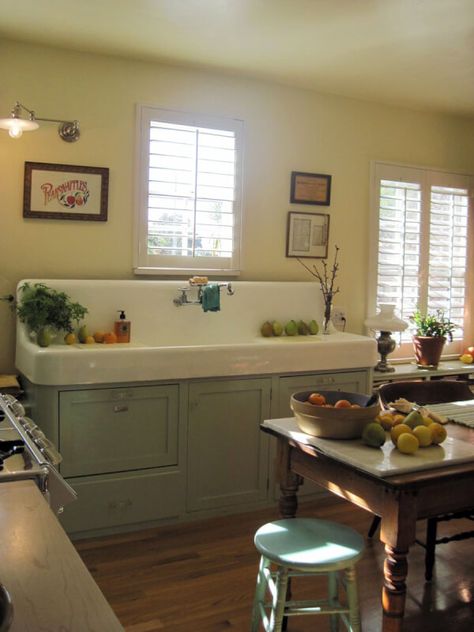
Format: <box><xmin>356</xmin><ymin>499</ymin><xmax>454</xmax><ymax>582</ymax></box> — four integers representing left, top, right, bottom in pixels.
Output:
<box><xmin>114</xmin><ymin>310</ymin><xmax>131</xmax><ymax>343</ymax></box>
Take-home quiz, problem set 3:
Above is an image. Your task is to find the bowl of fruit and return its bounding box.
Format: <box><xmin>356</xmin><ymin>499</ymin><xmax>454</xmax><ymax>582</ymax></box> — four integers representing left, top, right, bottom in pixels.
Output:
<box><xmin>290</xmin><ymin>390</ymin><xmax>380</xmax><ymax>439</ymax></box>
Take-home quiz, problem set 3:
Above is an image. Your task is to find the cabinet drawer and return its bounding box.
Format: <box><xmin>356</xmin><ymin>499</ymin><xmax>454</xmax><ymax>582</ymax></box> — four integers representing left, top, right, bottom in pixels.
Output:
<box><xmin>59</xmin><ymin>385</ymin><xmax>179</xmax><ymax>477</ymax></box>
<box><xmin>60</xmin><ymin>468</ymin><xmax>184</xmax><ymax>535</ymax></box>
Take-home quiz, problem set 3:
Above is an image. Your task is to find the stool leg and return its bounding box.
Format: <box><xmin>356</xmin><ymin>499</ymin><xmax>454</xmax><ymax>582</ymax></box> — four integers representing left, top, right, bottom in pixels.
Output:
<box><xmin>251</xmin><ymin>555</ymin><xmax>271</xmax><ymax>631</ymax></box>
<box><xmin>344</xmin><ymin>566</ymin><xmax>361</xmax><ymax>632</ymax></box>
<box><xmin>272</xmin><ymin>566</ymin><xmax>289</xmax><ymax>632</ymax></box>
<box><xmin>328</xmin><ymin>571</ymin><xmax>339</xmax><ymax>632</ymax></box>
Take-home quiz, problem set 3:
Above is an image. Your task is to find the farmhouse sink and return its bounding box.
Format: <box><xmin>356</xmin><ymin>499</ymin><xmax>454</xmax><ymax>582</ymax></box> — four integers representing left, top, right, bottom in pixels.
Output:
<box><xmin>15</xmin><ymin>280</ymin><xmax>377</xmax><ymax>385</ymax></box>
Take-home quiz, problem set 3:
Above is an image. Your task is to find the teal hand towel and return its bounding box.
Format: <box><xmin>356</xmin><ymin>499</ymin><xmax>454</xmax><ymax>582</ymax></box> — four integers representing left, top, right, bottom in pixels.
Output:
<box><xmin>202</xmin><ymin>284</ymin><xmax>220</xmax><ymax>312</ymax></box>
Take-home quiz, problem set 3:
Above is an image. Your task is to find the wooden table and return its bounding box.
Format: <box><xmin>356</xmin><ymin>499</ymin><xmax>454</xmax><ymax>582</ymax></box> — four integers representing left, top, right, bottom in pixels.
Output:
<box><xmin>262</xmin><ymin>420</ymin><xmax>474</xmax><ymax>632</ymax></box>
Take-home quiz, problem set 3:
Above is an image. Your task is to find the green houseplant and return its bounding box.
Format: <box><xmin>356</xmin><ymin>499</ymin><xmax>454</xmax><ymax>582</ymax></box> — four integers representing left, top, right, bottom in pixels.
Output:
<box><xmin>410</xmin><ymin>309</ymin><xmax>456</xmax><ymax>368</ymax></box>
<box><xmin>16</xmin><ymin>283</ymin><xmax>88</xmax><ymax>347</ymax></box>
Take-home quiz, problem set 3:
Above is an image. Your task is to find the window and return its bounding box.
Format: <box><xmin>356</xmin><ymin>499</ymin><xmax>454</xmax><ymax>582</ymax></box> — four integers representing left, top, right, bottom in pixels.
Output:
<box><xmin>135</xmin><ymin>106</ymin><xmax>243</xmax><ymax>275</ymax></box>
<box><xmin>369</xmin><ymin>162</ymin><xmax>472</xmax><ymax>356</ymax></box>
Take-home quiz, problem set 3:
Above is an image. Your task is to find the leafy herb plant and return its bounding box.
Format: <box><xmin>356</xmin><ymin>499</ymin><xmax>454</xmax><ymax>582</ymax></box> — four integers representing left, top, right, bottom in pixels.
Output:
<box><xmin>410</xmin><ymin>309</ymin><xmax>456</xmax><ymax>342</ymax></box>
<box><xmin>16</xmin><ymin>283</ymin><xmax>88</xmax><ymax>334</ymax></box>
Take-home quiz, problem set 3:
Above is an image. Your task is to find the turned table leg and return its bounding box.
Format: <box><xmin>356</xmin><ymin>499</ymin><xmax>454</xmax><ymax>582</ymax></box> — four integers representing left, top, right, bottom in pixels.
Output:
<box><xmin>276</xmin><ymin>439</ymin><xmax>302</xmax><ymax>519</ymax></box>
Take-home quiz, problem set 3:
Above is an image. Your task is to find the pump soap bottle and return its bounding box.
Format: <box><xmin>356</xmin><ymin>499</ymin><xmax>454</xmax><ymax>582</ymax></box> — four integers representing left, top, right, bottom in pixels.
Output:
<box><xmin>115</xmin><ymin>310</ymin><xmax>131</xmax><ymax>343</ymax></box>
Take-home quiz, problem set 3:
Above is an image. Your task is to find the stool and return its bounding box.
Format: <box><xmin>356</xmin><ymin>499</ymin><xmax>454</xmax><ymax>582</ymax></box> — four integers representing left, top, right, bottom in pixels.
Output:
<box><xmin>251</xmin><ymin>518</ymin><xmax>365</xmax><ymax>632</ymax></box>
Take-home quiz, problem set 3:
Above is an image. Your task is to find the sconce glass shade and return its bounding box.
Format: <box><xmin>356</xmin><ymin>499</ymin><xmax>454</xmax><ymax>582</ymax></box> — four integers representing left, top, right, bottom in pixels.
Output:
<box><xmin>365</xmin><ymin>304</ymin><xmax>408</xmax><ymax>373</ymax></box>
<box><xmin>0</xmin><ymin>117</ymin><xmax>39</xmax><ymax>138</ymax></box>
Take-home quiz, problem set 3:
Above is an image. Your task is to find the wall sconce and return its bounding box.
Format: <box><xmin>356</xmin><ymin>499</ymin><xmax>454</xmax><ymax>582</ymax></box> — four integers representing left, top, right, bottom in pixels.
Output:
<box><xmin>0</xmin><ymin>102</ymin><xmax>80</xmax><ymax>142</ymax></box>
<box><xmin>365</xmin><ymin>304</ymin><xmax>408</xmax><ymax>372</ymax></box>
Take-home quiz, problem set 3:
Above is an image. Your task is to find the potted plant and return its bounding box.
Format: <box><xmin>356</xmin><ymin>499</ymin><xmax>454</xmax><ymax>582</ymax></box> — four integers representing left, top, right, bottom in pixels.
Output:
<box><xmin>16</xmin><ymin>283</ymin><xmax>88</xmax><ymax>347</ymax></box>
<box><xmin>410</xmin><ymin>309</ymin><xmax>456</xmax><ymax>368</ymax></box>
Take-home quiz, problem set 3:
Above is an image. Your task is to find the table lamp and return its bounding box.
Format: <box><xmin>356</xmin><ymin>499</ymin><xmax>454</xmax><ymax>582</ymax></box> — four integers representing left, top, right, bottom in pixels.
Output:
<box><xmin>365</xmin><ymin>304</ymin><xmax>408</xmax><ymax>372</ymax></box>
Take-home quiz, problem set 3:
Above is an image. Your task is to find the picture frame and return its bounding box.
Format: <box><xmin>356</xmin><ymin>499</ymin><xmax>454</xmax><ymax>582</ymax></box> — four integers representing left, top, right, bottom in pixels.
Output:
<box><xmin>290</xmin><ymin>171</ymin><xmax>331</xmax><ymax>206</ymax></box>
<box><xmin>286</xmin><ymin>211</ymin><xmax>330</xmax><ymax>258</ymax></box>
<box><xmin>23</xmin><ymin>162</ymin><xmax>109</xmax><ymax>221</ymax></box>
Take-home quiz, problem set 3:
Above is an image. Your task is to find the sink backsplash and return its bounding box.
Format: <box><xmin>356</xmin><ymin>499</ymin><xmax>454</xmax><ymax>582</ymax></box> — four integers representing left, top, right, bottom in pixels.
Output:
<box><xmin>18</xmin><ymin>280</ymin><xmax>326</xmax><ymax>346</ymax></box>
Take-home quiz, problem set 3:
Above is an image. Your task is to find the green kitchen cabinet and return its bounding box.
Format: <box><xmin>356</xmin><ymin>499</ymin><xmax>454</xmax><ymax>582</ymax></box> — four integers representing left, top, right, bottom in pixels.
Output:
<box><xmin>187</xmin><ymin>378</ymin><xmax>272</xmax><ymax>512</ymax></box>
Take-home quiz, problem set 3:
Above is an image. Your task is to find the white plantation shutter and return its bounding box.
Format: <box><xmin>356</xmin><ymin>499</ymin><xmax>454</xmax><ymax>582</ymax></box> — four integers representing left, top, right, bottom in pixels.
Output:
<box><xmin>135</xmin><ymin>106</ymin><xmax>243</xmax><ymax>274</ymax></box>
<box><xmin>370</xmin><ymin>162</ymin><xmax>472</xmax><ymax>352</ymax></box>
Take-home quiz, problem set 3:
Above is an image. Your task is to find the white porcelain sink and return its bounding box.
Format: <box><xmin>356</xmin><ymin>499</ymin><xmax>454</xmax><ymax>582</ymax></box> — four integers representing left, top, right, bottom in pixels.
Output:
<box><xmin>15</xmin><ymin>280</ymin><xmax>377</xmax><ymax>385</ymax></box>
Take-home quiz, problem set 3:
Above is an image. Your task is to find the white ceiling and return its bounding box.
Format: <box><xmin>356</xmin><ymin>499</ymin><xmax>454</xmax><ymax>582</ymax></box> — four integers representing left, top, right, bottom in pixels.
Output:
<box><xmin>1</xmin><ymin>0</ymin><xmax>473</xmax><ymax>117</ymax></box>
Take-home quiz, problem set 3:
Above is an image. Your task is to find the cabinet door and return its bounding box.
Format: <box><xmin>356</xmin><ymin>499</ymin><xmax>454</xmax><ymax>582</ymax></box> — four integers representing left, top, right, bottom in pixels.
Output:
<box><xmin>59</xmin><ymin>385</ymin><xmax>179</xmax><ymax>477</ymax></box>
<box><xmin>187</xmin><ymin>378</ymin><xmax>271</xmax><ymax>512</ymax></box>
<box><xmin>278</xmin><ymin>370</ymin><xmax>370</xmax><ymax>416</ymax></box>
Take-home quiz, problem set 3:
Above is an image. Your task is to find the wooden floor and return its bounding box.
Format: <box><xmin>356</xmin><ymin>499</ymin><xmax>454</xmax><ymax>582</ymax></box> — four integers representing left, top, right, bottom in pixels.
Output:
<box><xmin>75</xmin><ymin>498</ymin><xmax>474</xmax><ymax>631</ymax></box>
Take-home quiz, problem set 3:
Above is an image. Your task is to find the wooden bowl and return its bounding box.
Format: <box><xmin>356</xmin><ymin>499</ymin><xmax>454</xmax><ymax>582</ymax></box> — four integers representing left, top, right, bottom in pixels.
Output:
<box><xmin>290</xmin><ymin>390</ymin><xmax>380</xmax><ymax>439</ymax></box>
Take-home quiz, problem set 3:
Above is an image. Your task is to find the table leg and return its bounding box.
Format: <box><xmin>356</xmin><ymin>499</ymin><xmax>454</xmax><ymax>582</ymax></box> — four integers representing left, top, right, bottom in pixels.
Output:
<box><xmin>379</xmin><ymin>492</ymin><xmax>417</xmax><ymax>632</ymax></box>
<box><xmin>276</xmin><ymin>439</ymin><xmax>302</xmax><ymax>518</ymax></box>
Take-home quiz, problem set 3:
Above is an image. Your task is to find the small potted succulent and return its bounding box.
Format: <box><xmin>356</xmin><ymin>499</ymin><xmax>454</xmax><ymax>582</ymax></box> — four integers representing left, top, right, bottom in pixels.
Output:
<box><xmin>16</xmin><ymin>283</ymin><xmax>88</xmax><ymax>347</ymax></box>
<box><xmin>410</xmin><ymin>309</ymin><xmax>456</xmax><ymax>368</ymax></box>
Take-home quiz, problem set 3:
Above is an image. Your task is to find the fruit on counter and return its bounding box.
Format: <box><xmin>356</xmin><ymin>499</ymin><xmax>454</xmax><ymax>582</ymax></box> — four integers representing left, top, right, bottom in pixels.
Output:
<box><xmin>272</xmin><ymin>321</ymin><xmax>283</xmax><ymax>336</ymax></box>
<box><xmin>390</xmin><ymin>423</ymin><xmax>413</xmax><ymax>445</ymax></box>
<box><xmin>103</xmin><ymin>331</ymin><xmax>118</xmax><ymax>344</ymax></box>
<box><xmin>84</xmin><ymin>335</ymin><xmax>95</xmax><ymax>344</ymax></box>
<box><xmin>334</xmin><ymin>399</ymin><xmax>351</xmax><ymax>409</ymax></box>
<box><xmin>78</xmin><ymin>325</ymin><xmax>89</xmax><ymax>343</ymax></box>
<box><xmin>362</xmin><ymin>422</ymin><xmax>386</xmax><ymax>448</ymax></box>
<box><xmin>461</xmin><ymin>346</ymin><xmax>474</xmax><ymax>360</ymax></box>
<box><xmin>460</xmin><ymin>353</ymin><xmax>473</xmax><ymax>364</ymax></box>
<box><xmin>37</xmin><ymin>327</ymin><xmax>54</xmax><ymax>348</ymax></box>
<box><xmin>93</xmin><ymin>331</ymin><xmax>106</xmax><ymax>343</ymax></box>
<box><xmin>429</xmin><ymin>422</ymin><xmax>447</xmax><ymax>445</ymax></box>
<box><xmin>397</xmin><ymin>432</ymin><xmax>419</xmax><ymax>455</ymax></box>
<box><xmin>413</xmin><ymin>425</ymin><xmax>432</xmax><ymax>447</ymax></box>
<box><xmin>260</xmin><ymin>321</ymin><xmax>274</xmax><ymax>337</ymax></box>
<box><xmin>404</xmin><ymin>410</ymin><xmax>424</xmax><ymax>429</ymax></box>
<box><xmin>64</xmin><ymin>332</ymin><xmax>76</xmax><ymax>345</ymax></box>
<box><xmin>285</xmin><ymin>320</ymin><xmax>298</xmax><ymax>336</ymax></box>
<box><xmin>297</xmin><ymin>320</ymin><xmax>311</xmax><ymax>335</ymax></box>
<box><xmin>309</xmin><ymin>319</ymin><xmax>319</xmax><ymax>335</ymax></box>
<box><xmin>308</xmin><ymin>392</ymin><xmax>326</xmax><ymax>405</ymax></box>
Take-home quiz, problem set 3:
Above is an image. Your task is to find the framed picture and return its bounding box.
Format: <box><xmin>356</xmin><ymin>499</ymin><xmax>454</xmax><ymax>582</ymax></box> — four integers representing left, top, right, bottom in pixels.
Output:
<box><xmin>290</xmin><ymin>171</ymin><xmax>331</xmax><ymax>206</ymax></box>
<box><xmin>23</xmin><ymin>162</ymin><xmax>109</xmax><ymax>221</ymax></box>
<box><xmin>286</xmin><ymin>211</ymin><xmax>330</xmax><ymax>258</ymax></box>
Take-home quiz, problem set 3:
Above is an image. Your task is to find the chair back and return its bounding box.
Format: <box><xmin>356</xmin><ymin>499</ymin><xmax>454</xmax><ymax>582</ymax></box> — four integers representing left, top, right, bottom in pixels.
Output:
<box><xmin>378</xmin><ymin>380</ymin><xmax>473</xmax><ymax>408</ymax></box>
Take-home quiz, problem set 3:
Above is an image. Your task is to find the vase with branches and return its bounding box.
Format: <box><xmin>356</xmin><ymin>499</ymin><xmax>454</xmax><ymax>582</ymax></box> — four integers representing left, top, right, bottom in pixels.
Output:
<box><xmin>297</xmin><ymin>245</ymin><xmax>340</xmax><ymax>334</ymax></box>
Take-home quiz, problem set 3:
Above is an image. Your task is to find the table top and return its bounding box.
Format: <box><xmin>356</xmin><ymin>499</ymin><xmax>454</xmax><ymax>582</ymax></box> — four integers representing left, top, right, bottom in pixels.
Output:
<box><xmin>262</xmin><ymin>417</ymin><xmax>474</xmax><ymax>479</ymax></box>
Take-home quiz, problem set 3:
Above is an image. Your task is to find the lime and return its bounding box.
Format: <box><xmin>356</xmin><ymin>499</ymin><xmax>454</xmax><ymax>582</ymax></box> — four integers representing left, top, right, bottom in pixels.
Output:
<box><xmin>362</xmin><ymin>422</ymin><xmax>386</xmax><ymax>448</ymax></box>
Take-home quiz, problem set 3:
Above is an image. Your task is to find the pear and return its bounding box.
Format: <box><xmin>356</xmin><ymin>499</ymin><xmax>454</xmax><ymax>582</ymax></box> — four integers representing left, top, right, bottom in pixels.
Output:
<box><xmin>404</xmin><ymin>410</ymin><xmax>424</xmax><ymax>429</ymax></box>
<box><xmin>78</xmin><ymin>324</ymin><xmax>89</xmax><ymax>344</ymax></box>
<box><xmin>37</xmin><ymin>327</ymin><xmax>54</xmax><ymax>348</ymax></box>
<box><xmin>260</xmin><ymin>321</ymin><xmax>274</xmax><ymax>337</ymax></box>
<box><xmin>309</xmin><ymin>319</ymin><xmax>319</xmax><ymax>335</ymax></box>
<box><xmin>297</xmin><ymin>320</ymin><xmax>310</xmax><ymax>335</ymax></box>
<box><xmin>272</xmin><ymin>321</ymin><xmax>283</xmax><ymax>336</ymax></box>
<box><xmin>285</xmin><ymin>320</ymin><xmax>298</xmax><ymax>336</ymax></box>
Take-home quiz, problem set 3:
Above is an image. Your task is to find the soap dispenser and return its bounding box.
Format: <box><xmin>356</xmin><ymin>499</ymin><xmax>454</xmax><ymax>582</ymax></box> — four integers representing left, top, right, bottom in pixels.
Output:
<box><xmin>114</xmin><ymin>310</ymin><xmax>131</xmax><ymax>343</ymax></box>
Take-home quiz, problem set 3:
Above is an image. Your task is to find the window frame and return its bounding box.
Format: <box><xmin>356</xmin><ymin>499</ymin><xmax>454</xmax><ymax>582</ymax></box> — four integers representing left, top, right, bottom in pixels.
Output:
<box><xmin>368</xmin><ymin>160</ymin><xmax>474</xmax><ymax>360</ymax></box>
<box><xmin>134</xmin><ymin>105</ymin><xmax>244</xmax><ymax>276</ymax></box>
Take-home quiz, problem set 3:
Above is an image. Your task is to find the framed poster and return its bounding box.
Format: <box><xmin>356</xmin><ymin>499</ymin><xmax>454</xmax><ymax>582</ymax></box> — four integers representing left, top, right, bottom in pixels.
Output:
<box><xmin>23</xmin><ymin>162</ymin><xmax>109</xmax><ymax>221</ymax></box>
<box><xmin>290</xmin><ymin>171</ymin><xmax>331</xmax><ymax>206</ymax></box>
<box><xmin>286</xmin><ymin>211</ymin><xmax>329</xmax><ymax>258</ymax></box>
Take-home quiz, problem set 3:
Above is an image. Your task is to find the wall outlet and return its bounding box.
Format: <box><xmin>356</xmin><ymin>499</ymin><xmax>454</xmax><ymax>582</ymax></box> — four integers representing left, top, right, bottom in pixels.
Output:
<box><xmin>332</xmin><ymin>307</ymin><xmax>347</xmax><ymax>331</ymax></box>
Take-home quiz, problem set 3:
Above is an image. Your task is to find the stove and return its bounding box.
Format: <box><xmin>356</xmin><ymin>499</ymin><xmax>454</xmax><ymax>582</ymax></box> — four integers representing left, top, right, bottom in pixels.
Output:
<box><xmin>0</xmin><ymin>393</ymin><xmax>76</xmax><ymax>513</ymax></box>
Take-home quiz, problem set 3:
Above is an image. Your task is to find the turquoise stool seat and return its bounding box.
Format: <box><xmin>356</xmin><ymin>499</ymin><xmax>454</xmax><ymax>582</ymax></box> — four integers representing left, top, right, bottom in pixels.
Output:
<box><xmin>251</xmin><ymin>518</ymin><xmax>365</xmax><ymax>632</ymax></box>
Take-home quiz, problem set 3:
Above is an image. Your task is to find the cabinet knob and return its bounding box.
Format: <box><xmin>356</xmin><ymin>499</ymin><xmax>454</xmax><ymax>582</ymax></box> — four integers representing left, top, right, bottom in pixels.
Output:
<box><xmin>113</xmin><ymin>405</ymin><xmax>129</xmax><ymax>413</ymax></box>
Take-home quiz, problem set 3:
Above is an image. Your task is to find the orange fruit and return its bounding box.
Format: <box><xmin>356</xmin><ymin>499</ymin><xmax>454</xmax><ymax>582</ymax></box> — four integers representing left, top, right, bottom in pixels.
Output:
<box><xmin>390</xmin><ymin>423</ymin><xmax>412</xmax><ymax>445</ymax></box>
<box><xmin>93</xmin><ymin>331</ymin><xmax>106</xmax><ymax>343</ymax></box>
<box><xmin>64</xmin><ymin>332</ymin><xmax>76</xmax><ymax>345</ymax></box>
<box><xmin>334</xmin><ymin>399</ymin><xmax>352</xmax><ymax>409</ymax></box>
<box><xmin>430</xmin><ymin>422</ymin><xmax>447</xmax><ymax>445</ymax></box>
<box><xmin>103</xmin><ymin>332</ymin><xmax>118</xmax><ymax>344</ymax></box>
<box><xmin>308</xmin><ymin>393</ymin><xmax>326</xmax><ymax>406</ymax></box>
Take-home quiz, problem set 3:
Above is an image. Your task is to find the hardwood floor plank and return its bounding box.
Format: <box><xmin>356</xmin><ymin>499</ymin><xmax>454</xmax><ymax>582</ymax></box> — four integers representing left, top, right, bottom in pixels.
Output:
<box><xmin>75</xmin><ymin>498</ymin><xmax>474</xmax><ymax>631</ymax></box>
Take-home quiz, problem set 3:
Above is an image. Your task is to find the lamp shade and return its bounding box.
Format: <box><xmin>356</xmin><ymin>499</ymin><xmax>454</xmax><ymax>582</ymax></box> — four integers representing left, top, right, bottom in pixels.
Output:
<box><xmin>0</xmin><ymin>117</ymin><xmax>39</xmax><ymax>132</ymax></box>
<box><xmin>365</xmin><ymin>304</ymin><xmax>408</xmax><ymax>333</ymax></box>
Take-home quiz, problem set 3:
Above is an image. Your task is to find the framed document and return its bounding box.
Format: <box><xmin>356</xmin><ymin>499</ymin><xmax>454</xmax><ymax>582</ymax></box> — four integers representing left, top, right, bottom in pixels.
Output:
<box><xmin>286</xmin><ymin>211</ymin><xmax>329</xmax><ymax>258</ymax></box>
<box><xmin>23</xmin><ymin>162</ymin><xmax>109</xmax><ymax>221</ymax></box>
<box><xmin>290</xmin><ymin>171</ymin><xmax>331</xmax><ymax>206</ymax></box>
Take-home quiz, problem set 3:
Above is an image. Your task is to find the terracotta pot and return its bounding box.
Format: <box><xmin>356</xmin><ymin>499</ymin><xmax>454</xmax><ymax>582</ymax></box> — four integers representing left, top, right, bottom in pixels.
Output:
<box><xmin>412</xmin><ymin>335</ymin><xmax>446</xmax><ymax>368</ymax></box>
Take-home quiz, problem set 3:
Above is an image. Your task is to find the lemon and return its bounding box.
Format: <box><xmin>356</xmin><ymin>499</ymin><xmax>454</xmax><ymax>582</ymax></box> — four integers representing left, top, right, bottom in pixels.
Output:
<box><xmin>397</xmin><ymin>433</ymin><xmax>419</xmax><ymax>454</ymax></box>
<box><xmin>460</xmin><ymin>353</ymin><xmax>473</xmax><ymax>364</ymax></box>
<box><xmin>421</xmin><ymin>416</ymin><xmax>433</xmax><ymax>426</ymax></box>
<box><xmin>390</xmin><ymin>423</ymin><xmax>412</xmax><ymax>445</ymax></box>
<box><xmin>64</xmin><ymin>332</ymin><xmax>76</xmax><ymax>345</ymax></box>
<box><xmin>413</xmin><ymin>425</ymin><xmax>432</xmax><ymax>447</ymax></box>
<box><xmin>430</xmin><ymin>422</ymin><xmax>447</xmax><ymax>445</ymax></box>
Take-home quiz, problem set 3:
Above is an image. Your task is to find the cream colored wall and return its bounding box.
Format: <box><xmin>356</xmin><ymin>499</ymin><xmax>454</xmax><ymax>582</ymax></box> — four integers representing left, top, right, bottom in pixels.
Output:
<box><xmin>1</xmin><ymin>39</ymin><xmax>473</xmax><ymax>373</ymax></box>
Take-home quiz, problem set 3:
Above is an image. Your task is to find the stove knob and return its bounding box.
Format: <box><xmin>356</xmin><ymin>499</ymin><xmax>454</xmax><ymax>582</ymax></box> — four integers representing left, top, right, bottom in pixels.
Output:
<box><xmin>11</xmin><ymin>401</ymin><xmax>25</xmax><ymax>417</ymax></box>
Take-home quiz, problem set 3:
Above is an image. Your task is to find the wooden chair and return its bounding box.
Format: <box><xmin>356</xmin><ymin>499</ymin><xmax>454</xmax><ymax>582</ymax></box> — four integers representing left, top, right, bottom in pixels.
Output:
<box><xmin>368</xmin><ymin>379</ymin><xmax>474</xmax><ymax>581</ymax></box>
<box><xmin>251</xmin><ymin>518</ymin><xmax>365</xmax><ymax>631</ymax></box>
